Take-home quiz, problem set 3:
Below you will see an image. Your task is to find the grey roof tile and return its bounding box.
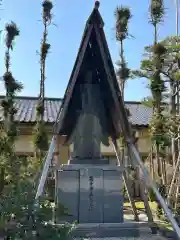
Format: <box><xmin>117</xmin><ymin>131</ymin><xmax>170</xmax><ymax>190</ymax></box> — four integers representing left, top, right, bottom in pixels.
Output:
<box><xmin>0</xmin><ymin>96</ymin><xmax>152</xmax><ymax>126</ymax></box>
<box><xmin>126</xmin><ymin>102</ymin><xmax>152</xmax><ymax>126</ymax></box>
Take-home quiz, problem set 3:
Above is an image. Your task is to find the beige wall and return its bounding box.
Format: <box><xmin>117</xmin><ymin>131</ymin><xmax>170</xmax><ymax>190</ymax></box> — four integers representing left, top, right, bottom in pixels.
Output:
<box><xmin>15</xmin><ymin>135</ymin><xmax>34</xmax><ymax>153</ymax></box>
<box><xmin>69</xmin><ymin>143</ymin><xmax>115</xmax><ymax>156</ymax></box>
<box><xmin>136</xmin><ymin>128</ymin><xmax>151</xmax><ymax>154</ymax></box>
<box><xmin>14</xmin><ymin>126</ymin><xmax>151</xmax><ymax>164</ymax></box>
<box><xmin>69</xmin><ymin>127</ymin><xmax>150</xmax><ymax>156</ymax></box>
<box><xmin>15</xmin><ymin>134</ymin><xmax>69</xmax><ymax>165</ymax></box>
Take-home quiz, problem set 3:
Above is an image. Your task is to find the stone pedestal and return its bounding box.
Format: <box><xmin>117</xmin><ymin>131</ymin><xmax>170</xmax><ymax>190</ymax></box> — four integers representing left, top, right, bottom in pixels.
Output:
<box><xmin>56</xmin><ymin>163</ymin><xmax>124</xmax><ymax>223</ymax></box>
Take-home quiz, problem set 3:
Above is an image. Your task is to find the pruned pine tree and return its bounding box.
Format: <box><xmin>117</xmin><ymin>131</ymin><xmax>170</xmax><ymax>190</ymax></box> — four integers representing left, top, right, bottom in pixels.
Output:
<box><xmin>132</xmin><ymin>0</ymin><xmax>169</xmax><ymax>185</ymax></box>
<box><xmin>114</xmin><ymin>6</ymin><xmax>142</xmax><ymax>222</ymax></box>
<box><xmin>115</xmin><ymin>6</ymin><xmax>131</xmax><ymax>163</ymax></box>
<box><xmin>0</xmin><ymin>22</ymin><xmax>23</xmax><ymax>194</ymax></box>
<box><xmin>131</xmin><ymin>2</ymin><xmax>170</xmax><ymax>218</ymax></box>
<box><xmin>34</xmin><ymin>0</ymin><xmax>53</xmax><ymax>157</ymax></box>
<box><xmin>162</xmin><ymin>36</ymin><xmax>180</xmax><ymax>206</ymax></box>
<box><xmin>115</xmin><ymin>6</ymin><xmax>131</xmax><ymax>101</ymax></box>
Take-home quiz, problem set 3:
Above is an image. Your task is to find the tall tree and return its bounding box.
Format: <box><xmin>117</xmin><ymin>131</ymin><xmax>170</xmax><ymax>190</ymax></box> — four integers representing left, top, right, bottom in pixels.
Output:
<box><xmin>34</xmin><ymin>0</ymin><xmax>53</xmax><ymax>156</ymax></box>
<box><xmin>0</xmin><ymin>22</ymin><xmax>23</xmax><ymax>193</ymax></box>
<box><xmin>115</xmin><ymin>6</ymin><xmax>131</xmax><ymax>101</ymax></box>
<box><xmin>132</xmin><ymin>0</ymin><xmax>169</xmax><ymax>185</ymax></box>
<box><xmin>114</xmin><ymin>6</ymin><xmax>132</xmax><ymax>162</ymax></box>
<box><xmin>149</xmin><ymin>0</ymin><xmax>167</xmax><ymax>183</ymax></box>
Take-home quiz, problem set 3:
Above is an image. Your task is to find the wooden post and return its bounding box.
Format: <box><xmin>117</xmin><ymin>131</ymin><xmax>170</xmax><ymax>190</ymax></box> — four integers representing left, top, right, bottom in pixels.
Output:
<box><xmin>112</xmin><ymin>138</ymin><xmax>139</xmax><ymax>222</ymax></box>
<box><xmin>137</xmin><ymin>166</ymin><xmax>157</xmax><ymax>234</ymax></box>
<box><xmin>128</xmin><ymin>143</ymin><xmax>156</xmax><ymax>233</ymax></box>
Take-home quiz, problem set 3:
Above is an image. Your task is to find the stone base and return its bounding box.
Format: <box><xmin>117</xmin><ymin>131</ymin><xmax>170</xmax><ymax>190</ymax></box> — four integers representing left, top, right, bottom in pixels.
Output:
<box><xmin>68</xmin><ymin>158</ymin><xmax>110</xmax><ymax>165</ymax></box>
<box><xmin>55</xmin><ymin>222</ymin><xmax>158</xmax><ymax>238</ymax></box>
<box><xmin>55</xmin><ymin>164</ymin><xmax>124</xmax><ymax>224</ymax></box>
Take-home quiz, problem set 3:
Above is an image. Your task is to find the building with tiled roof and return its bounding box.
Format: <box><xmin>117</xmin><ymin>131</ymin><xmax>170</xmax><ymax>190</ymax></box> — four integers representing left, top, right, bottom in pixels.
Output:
<box><xmin>0</xmin><ymin>96</ymin><xmax>152</xmax><ymax>126</ymax></box>
<box><xmin>0</xmin><ymin>96</ymin><xmax>152</xmax><ymax>162</ymax></box>
<box><xmin>0</xmin><ymin>2</ymin><xmax>153</xmax><ymax>163</ymax></box>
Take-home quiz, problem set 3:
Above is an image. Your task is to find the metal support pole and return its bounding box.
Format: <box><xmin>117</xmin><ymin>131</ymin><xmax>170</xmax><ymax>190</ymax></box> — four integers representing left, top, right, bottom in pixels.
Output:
<box><xmin>127</xmin><ymin>142</ymin><xmax>180</xmax><ymax>239</ymax></box>
<box><xmin>175</xmin><ymin>0</ymin><xmax>179</xmax><ymax>36</ymax></box>
<box><xmin>35</xmin><ymin>136</ymin><xmax>55</xmax><ymax>200</ymax></box>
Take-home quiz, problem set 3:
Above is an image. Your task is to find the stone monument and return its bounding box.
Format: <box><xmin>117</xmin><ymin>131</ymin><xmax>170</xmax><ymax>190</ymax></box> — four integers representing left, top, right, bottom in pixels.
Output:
<box><xmin>55</xmin><ymin>1</ymin><xmax>124</xmax><ymax>224</ymax></box>
<box><xmin>69</xmin><ymin>69</ymin><xmax>109</xmax><ymax>163</ymax></box>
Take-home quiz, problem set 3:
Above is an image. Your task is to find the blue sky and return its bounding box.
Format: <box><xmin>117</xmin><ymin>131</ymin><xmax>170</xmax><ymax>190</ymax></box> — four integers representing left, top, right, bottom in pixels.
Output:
<box><xmin>0</xmin><ymin>0</ymin><xmax>177</xmax><ymax>101</ymax></box>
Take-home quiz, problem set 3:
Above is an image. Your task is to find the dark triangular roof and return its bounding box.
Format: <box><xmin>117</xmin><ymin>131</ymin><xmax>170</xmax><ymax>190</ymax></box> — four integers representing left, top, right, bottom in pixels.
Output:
<box><xmin>55</xmin><ymin>1</ymin><xmax>132</xmax><ymax>141</ymax></box>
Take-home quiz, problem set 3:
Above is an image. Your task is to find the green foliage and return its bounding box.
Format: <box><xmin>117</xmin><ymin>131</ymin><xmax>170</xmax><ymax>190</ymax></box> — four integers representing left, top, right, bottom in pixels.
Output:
<box><xmin>7</xmin><ymin>122</ymin><xmax>18</xmax><ymax>140</ymax></box>
<box><xmin>156</xmin><ymin>184</ymin><xmax>166</xmax><ymax>218</ymax></box>
<box><xmin>0</xmin><ymin>131</ymin><xmax>14</xmax><ymax>156</ymax></box>
<box><xmin>33</xmin><ymin>122</ymin><xmax>49</xmax><ymax>152</ymax></box>
<box><xmin>42</xmin><ymin>0</ymin><xmax>53</xmax><ymax>24</ymax></box>
<box><xmin>135</xmin><ymin>52</ymin><xmax>169</xmax><ymax>146</ymax></box>
<box><xmin>168</xmin><ymin>116</ymin><xmax>180</xmax><ymax>138</ymax></box>
<box><xmin>34</xmin><ymin>0</ymin><xmax>53</xmax><ymax>154</ymax></box>
<box><xmin>2</xmin><ymin>21</ymin><xmax>22</xmax><ymax>133</ymax></box>
<box><xmin>36</xmin><ymin>101</ymin><xmax>44</xmax><ymax>117</ymax></box>
<box><xmin>3</xmin><ymin>72</ymin><xmax>23</xmax><ymax>94</ymax></box>
<box><xmin>0</xmin><ymin>3</ymin><xmax>72</xmax><ymax>239</ymax></box>
<box><xmin>150</xmin><ymin>0</ymin><xmax>165</xmax><ymax>26</ymax></box>
<box><xmin>5</xmin><ymin>22</ymin><xmax>19</xmax><ymax>50</ymax></box>
<box><xmin>148</xmin><ymin>188</ymin><xmax>156</xmax><ymax>202</ymax></box>
<box><xmin>132</xmin><ymin>41</ymin><xmax>170</xmax><ymax>151</ymax></box>
<box><xmin>114</xmin><ymin>6</ymin><xmax>132</xmax><ymax>41</ymax></box>
<box><xmin>123</xmin><ymin>185</ymin><xmax>127</xmax><ymax>198</ymax></box>
<box><xmin>0</xmin><ymin>156</ymin><xmax>73</xmax><ymax>239</ymax></box>
<box><xmin>141</xmin><ymin>97</ymin><xmax>154</xmax><ymax>108</ymax></box>
<box><xmin>157</xmin><ymin>204</ymin><xmax>163</xmax><ymax>218</ymax></box>
<box><xmin>174</xmin><ymin>71</ymin><xmax>180</xmax><ymax>81</ymax></box>
<box><xmin>149</xmin><ymin>113</ymin><xmax>169</xmax><ymax>146</ymax></box>
<box><xmin>115</xmin><ymin>5</ymin><xmax>131</xmax><ymax>99</ymax></box>
<box><xmin>175</xmin><ymin>207</ymin><xmax>180</xmax><ymax>217</ymax></box>
<box><xmin>0</xmin><ymin>21</ymin><xmax>22</xmax><ymax>196</ymax></box>
<box><xmin>152</xmin><ymin>43</ymin><xmax>166</xmax><ymax>55</ymax></box>
<box><xmin>116</xmin><ymin>60</ymin><xmax>130</xmax><ymax>80</ymax></box>
<box><xmin>150</xmin><ymin>75</ymin><xmax>165</xmax><ymax>93</ymax></box>
<box><xmin>41</xmin><ymin>42</ymin><xmax>51</xmax><ymax>61</ymax></box>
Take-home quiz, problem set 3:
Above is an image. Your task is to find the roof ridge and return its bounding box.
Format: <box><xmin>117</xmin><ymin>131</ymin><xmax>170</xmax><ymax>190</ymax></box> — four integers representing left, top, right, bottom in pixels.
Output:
<box><xmin>0</xmin><ymin>97</ymin><xmax>150</xmax><ymax>126</ymax></box>
<box><xmin>125</xmin><ymin>101</ymin><xmax>142</xmax><ymax>104</ymax></box>
<box><xmin>0</xmin><ymin>96</ymin><xmax>146</xmax><ymax>104</ymax></box>
<box><xmin>0</xmin><ymin>95</ymin><xmax>63</xmax><ymax>101</ymax></box>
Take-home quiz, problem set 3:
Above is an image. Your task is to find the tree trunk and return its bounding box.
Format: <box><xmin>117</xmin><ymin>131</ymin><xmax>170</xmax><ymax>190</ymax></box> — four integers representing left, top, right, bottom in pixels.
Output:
<box><xmin>156</xmin><ymin>145</ymin><xmax>162</xmax><ymax>179</ymax></box>
<box><xmin>175</xmin><ymin>176</ymin><xmax>180</xmax><ymax>210</ymax></box>
<box><xmin>168</xmin><ymin>151</ymin><xmax>180</xmax><ymax>203</ymax></box>
<box><xmin>170</xmin><ymin>82</ymin><xmax>178</xmax><ymax>167</ymax></box>
<box><xmin>160</xmin><ymin>157</ymin><xmax>166</xmax><ymax>185</ymax></box>
<box><xmin>0</xmin><ymin>167</ymin><xmax>5</xmax><ymax>194</ymax></box>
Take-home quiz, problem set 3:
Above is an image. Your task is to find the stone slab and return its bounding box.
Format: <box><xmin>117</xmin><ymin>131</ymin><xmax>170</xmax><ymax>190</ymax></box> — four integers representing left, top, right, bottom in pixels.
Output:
<box><xmin>103</xmin><ymin>169</ymin><xmax>124</xmax><ymax>223</ymax></box>
<box><xmin>56</xmin><ymin>164</ymin><xmax>124</xmax><ymax>224</ymax></box>
<box><xmin>59</xmin><ymin>164</ymin><xmax>124</xmax><ymax>171</ymax></box>
<box><xmin>79</xmin><ymin>167</ymin><xmax>103</xmax><ymax>223</ymax></box>
<box><xmin>56</xmin><ymin>169</ymin><xmax>79</xmax><ymax>222</ymax></box>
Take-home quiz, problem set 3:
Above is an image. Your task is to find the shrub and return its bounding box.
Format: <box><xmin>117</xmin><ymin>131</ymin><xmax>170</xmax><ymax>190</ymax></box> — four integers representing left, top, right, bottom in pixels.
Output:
<box><xmin>0</xmin><ymin>156</ymin><xmax>73</xmax><ymax>239</ymax></box>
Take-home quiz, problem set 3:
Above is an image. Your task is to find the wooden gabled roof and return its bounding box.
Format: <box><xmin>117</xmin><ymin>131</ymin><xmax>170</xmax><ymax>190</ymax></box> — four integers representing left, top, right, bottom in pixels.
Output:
<box><xmin>56</xmin><ymin>1</ymin><xmax>132</xmax><ymax>141</ymax></box>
